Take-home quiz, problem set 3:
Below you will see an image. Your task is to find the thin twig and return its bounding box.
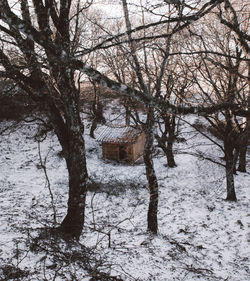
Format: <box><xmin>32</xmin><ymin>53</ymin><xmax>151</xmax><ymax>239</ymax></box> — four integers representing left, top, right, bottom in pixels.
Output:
<box><xmin>37</xmin><ymin>140</ymin><xmax>57</xmax><ymax>226</ymax></box>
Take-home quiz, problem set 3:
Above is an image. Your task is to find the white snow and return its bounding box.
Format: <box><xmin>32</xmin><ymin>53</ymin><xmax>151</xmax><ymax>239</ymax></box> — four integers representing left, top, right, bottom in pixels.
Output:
<box><xmin>120</xmin><ymin>84</ymin><xmax>128</xmax><ymax>92</ymax></box>
<box><xmin>0</xmin><ymin>111</ymin><xmax>249</xmax><ymax>280</ymax></box>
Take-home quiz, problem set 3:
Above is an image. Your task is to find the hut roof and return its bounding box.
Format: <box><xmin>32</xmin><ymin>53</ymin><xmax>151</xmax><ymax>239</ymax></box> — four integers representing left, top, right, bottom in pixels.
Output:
<box><xmin>97</xmin><ymin>126</ymin><xmax>142</xmax><ymax>144</ymax></box>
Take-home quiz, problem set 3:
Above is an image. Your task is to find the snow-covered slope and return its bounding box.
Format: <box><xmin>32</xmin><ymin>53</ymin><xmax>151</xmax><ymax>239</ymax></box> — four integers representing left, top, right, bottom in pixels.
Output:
<box><xmin>0</xmin><ymin>117</ymin><xmax>249</xmax><ymax>280</ymax></box>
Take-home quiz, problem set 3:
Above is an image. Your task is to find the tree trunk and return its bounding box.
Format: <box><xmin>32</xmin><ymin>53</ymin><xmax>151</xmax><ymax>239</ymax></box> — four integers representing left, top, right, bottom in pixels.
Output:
<box><xmin>238</xmin><ymin>145</ymin><xmax>247</xmax><ymax>172</ymax></box>
<box><xmin>60</xmin><ymin>127</ymin><xmax>88</xmax><ymax>240</ymax></box>
<box><xmin>233</xmin><ymin>148</ymin><xmax>239</xmax><ymax>174</ymax></box>
<box><xmin>156</xmin><ymin>136</ymin><xmax>176</xmax><ymax>168</ymax></box>
<box><xmin>46</xmin><ymin>97</ymin><xmax>88</xmax><ymax>240</ymax></box>
<box><xmin>90</xmin><ymin>86</ymin><xmax>105</xmax><ymax>139</ymax></box>
<box><xmin>125</xmin><ymin>105</ymin><xmax>130</xmax><ymax>126</ymax></box>
<box><xmin>166</xmin><ymin>136</ymin><xmax>176</xmax><ymax>167</ymax></box>
<box><xmin>52</xmin><ymin>78</ymin><xmax>89</xmax><ymax>240</ymax></box>
<box><xmin>224</xmin><ymin>140</ymin><xmax>237</xmax><ymax>201</ymax></box>
<box><xmin>167</xmin><ymin>115</ymin><xmax>176</xmax><ymax>167</ymax></box>
<box><xmin>90</xmin><ymin>119</ymin><xmax>98</xmax><ymax>139</ymax></box>
<box><xmin>237</xmin><ymin>123</ymin><xmax>249</xmax><ymax>172</ymax></box>
<box><xmin>144</xmin><ymin>108</ymin><xmax>158</xmax><ymax>234</ymax></box>
<box><xmin>156</xmin><ymin>114</ymin><xmax>176</xmax><ymax>167</ymax></box>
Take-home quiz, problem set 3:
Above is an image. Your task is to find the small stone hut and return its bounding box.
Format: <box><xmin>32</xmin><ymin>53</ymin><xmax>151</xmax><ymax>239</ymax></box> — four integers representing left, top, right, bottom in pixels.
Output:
<box><xmin>97</xmin><ymin>126</ymin><xmax>145</xmax><ymax>163</ymax></box>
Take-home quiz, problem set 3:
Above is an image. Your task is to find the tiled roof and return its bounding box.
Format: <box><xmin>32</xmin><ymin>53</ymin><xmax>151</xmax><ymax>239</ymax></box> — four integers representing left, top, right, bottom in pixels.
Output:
<box><xmin>97</xmin><ymin>126</ymin><xmax>142</xmax><ymax>144</ymax></box>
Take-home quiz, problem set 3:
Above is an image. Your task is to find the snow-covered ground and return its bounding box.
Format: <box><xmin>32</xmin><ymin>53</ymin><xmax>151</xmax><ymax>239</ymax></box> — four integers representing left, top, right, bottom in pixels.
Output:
<box><xmin>0</xmin><ymin>112</ymin><xmax>249</xmax><ymax>280</ymax></box>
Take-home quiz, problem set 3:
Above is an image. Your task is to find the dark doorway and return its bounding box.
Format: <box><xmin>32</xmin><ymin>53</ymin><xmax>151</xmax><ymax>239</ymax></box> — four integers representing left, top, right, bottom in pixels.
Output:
<box><xmin>119</xmin><ymin>145</ymin><xmax>127</xmax><ymax>161</ymax></box>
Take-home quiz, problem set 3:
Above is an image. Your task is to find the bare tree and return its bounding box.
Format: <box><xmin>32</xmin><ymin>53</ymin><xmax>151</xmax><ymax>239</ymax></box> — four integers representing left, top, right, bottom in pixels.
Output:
<box><xmin>217</xmin><ymin>0</ymin><xmax>250</xmax><ymax>172</ymax></box>
<box><xmin>0</xmin><ymin>0</ymin><xmax>91</xmax><ymax>239</ymax></box>
<box><xmin>119</xmin><ymin>0</ymin><xmax>209</xmax><ymax>232</ymax></box>
<box><xmin>0</xmin><ymin>0</ymin><xmax>248</xmax><ymax>238</ymax></box>
<box><xmin>184</xmin><ymin>8</ymin><xmax>249</xmax><ymax>201</ymax></box>
<box><xmin>153</xmin><ymin>33</ymin><xmax>194</xmax><ymax>168</ymax></box>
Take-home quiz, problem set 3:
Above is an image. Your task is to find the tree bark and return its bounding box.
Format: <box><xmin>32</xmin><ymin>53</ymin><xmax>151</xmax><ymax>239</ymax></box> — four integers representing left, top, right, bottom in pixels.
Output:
<box><xmin>125</xmin><ymin>105</ymin><xmax>130</xmax><ymax>126</ymax></box>
<box><xmin>156</xmin><ymin>113</ymin><xmax>176</xmax><ymax>167</ymax></box>
<box><xmin>238</xmin><ymin>145</ymin><xmax>247</xmax><ymax>172</ymax></box>
<box><xmin>59</xmin><ymin>116</ymin><xmax>88</xmax><ymax>240</ymax></box>
<box><xmin>40</xmin><ymin>90</ymin><xmax>89</xmax><ymax>240</ymax></box>
<box><xmin>90</xmin><ymin>83</ymin><xmax>105</xmax><ymax>139</ymax></box>
<box><xmin>233</xmin><ymin>148</ymin><xmax>239</xmax><ymax>174</ymax></box>
<box><xmin>156</xmin><ymin>135</ymin><xmax>176</xmax><ymax>168</ymax></box>
<box><xmin>224</xmin><ymin>140</ymin><xmax>237</xmax><ymax>201</ymax></box>
<box><xmin>144</xmin><ymin>107</ymin><xmax>158</xmax><ymax>234</ymax></box>
<box><xmin>166</xmin><ymin>139</ymin><xmax>176</xmax><ymax>167</ymax></box>
<box><xmin>90</xmin><ymin>119</ymin><xmax>98</xmax><ymax>139</ymax></box>
<box><xmin>237</xmin><ymin>121</ymin><xmax>249</xmax><ymax>172</ymax></box>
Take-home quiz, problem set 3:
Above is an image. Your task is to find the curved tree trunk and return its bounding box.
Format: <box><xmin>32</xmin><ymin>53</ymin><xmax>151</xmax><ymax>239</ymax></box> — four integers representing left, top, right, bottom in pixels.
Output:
<box><xmin>44</xmin><ymin>94</ymin><xmax>88</xmax><ymax>240</ymax></box>
<box><xmin>59</xmin><ymin>109</ymin><xmax>88</xmax><ymax>240</ymax></box>
<box><xmin>60</xmin><ymin>132</ymin><xmax>88</xmax><ymax>240</ymax></box>
<box><xmin>144</xmin><ymin>107</ymin><xmax>158</xmax><ymax>234</ymax></box>
<box><xmin>48</xmin><ymin>70</ymin><xmax>89</xmax><ymax>239</ymax></box>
